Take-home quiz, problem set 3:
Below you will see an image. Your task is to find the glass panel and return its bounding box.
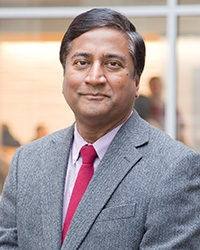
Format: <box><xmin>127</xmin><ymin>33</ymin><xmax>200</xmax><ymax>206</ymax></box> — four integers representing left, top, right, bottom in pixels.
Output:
<box><xmin>0</xmin><ymin>16</ymin><xmax>166</xmax><ymax>192</ymax></box>
<box><xmin>0</xmin><ymin>0</ymin><xmax>166</xmax><ymax>7</ymax></box>
<box><xmin>0</xmin><ymin>18</ymin><xmax>73</xmax><ymax>34</ymax></box>
<box><xmin>177</xmin><ymin>16</ymin><xmax>200</xmax><ymax>152</ymax></box>
<box><xmin>0</xmin><ymin>18</ymin><xmax>74</xmax><ymax>193</ymax></box>
<box><xmin>133</xmin><ymin>17</ymin><xmax>167</xmax><ymax>132</ymax></box>
<box><xmin>179</xmin><ymin>0</ymin><xmax>200</xmax><ymax>4</ymax></box>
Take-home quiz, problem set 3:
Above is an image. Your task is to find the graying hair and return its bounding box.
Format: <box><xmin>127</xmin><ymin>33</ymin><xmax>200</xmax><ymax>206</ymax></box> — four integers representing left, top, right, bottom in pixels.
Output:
<box><xmin>60</xmin><ymin>8</ymin><xmax>146</xmax><ymax>80</ymax></box>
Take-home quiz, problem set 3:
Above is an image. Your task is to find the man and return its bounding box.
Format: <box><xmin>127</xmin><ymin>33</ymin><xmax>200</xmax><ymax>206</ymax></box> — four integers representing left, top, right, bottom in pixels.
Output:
<box><xmin>0</xmin><ymin>8</ymin><xmax>200</xmax><ymax>250</ymax></box>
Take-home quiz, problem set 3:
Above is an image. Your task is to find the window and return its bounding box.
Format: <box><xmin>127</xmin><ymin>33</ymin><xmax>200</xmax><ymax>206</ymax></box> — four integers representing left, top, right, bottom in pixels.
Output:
<box><xmin>0</xmin><ymin>0</ymin><xmax>166</xmax><ymax>7</ymax></box>
<box><xmin>179</xmin><ymin>0</ymin><xmax>200</xmax><ymax>5</ymax></box>
<box><xmin>177</xmin><ymin>16</ymin><xmax>200</xmax><ymax>150</ymax></box>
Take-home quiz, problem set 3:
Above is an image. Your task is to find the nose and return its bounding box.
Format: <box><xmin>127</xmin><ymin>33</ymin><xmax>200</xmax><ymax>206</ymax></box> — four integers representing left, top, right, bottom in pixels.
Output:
<box><xmin>85</xmin><ymin>62</ymin><xmax>106</xmax><ymax>85</ymax></box>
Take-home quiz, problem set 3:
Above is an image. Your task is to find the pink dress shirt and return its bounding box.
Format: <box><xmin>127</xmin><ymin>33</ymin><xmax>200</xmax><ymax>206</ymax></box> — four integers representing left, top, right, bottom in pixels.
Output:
<box><xmin>62</xmin><ymin>112</ymin><xmax>132</xmax><ymax>225</ymax></box>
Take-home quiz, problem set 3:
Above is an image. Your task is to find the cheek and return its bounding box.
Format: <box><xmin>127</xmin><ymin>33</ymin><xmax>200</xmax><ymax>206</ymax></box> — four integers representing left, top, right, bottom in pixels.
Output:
<box><xmin>65</xmin><ymin>70</ymin><xmax>86</xmax><ymax>90</ymax></box>
<box><xmin>62</xmin><ymin>77</ymin><xmax>74</xmax><ymax>104</ymax></box>
<box><xmin>118</xmin><ymin>80</ymin><xmax>136</xmax><ymax>103</ymax></box>
<box><xmin>63</xmin><ymin>73</ymin><xmax>77</xmax><ymax>92</ymax></box>
<box><xmin>62</xmin><ymin>77</ymin><xmax>69</xmax><ymax>96</ymax></box>
<box><xmin>112</xmin><ymin>74</ymin><xmax>135</xmax><ymax>93</ymax></box>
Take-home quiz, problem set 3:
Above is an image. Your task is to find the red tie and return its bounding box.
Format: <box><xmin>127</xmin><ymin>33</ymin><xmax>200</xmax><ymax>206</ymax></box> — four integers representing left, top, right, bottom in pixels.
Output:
<box><xmin>62</xmin><ymin>145</ymin><xmax>97</xmax><ymax>243</ymax></box>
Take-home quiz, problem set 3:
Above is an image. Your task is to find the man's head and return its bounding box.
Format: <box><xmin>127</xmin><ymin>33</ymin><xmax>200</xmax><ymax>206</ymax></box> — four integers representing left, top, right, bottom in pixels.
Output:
<box><xmin>60</xmin><ymin>8</ymin><xmax>145</xmax><ymax>80</ymax></box>
<box><xmin>149</xmin><ymin>77</ymin><xmax>162</xmax><ymax>97</ymax></box>
<box><xmin>60</xmin><ymin>8</ymin><xmax>146</xmax><ymax>141</ymax></box>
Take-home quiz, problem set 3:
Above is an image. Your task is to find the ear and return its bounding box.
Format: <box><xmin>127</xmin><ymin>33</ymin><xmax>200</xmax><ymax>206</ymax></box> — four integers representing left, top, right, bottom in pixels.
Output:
<box><xmin>62</xmin><ymin>78</ymin><xmax>65</xmax><ymax>95</ymax></box>
<box><xmin>135</xmin><ymin>75</ymin><xmax>141</xmax><ymax>99</ymax></box>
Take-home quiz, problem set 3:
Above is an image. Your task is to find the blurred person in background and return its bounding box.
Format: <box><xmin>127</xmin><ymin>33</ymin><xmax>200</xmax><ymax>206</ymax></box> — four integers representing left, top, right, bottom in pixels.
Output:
<box><xmin>148</xmin><ymin>77</ymin><xmax>165</xmax><ymax>129</ymax></box>
<box><xmin>0</xmin><ymin>124</ymin><xmax>21</xmax><ymax>190</ymax></box>
<box><xmin>135</xmin><ymin>77</ymin><xmax>185</xmax><ymax>142</ymax></box>
<box><xmin>31</xmin><ymin>124</ymin><xmax>48</xmax><ymax>141</ymax></box>
<box><xmin>1</xmin><ymin>124</ymin><xmax>21</xmax><ymax>147</ymax></box>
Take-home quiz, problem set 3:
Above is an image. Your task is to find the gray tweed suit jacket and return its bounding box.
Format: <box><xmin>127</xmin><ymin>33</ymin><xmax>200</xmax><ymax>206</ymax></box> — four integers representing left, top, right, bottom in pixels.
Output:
<box><xmin>0</xmin><ymin>110</ymin><xmax>200</xmax><ymax>249</ymax></box>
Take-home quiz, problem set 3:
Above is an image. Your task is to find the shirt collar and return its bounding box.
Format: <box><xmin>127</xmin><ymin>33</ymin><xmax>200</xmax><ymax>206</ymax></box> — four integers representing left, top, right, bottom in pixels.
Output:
<box><xmin>72</xmin><ymin>111</ymin><xmax>133</xmax><ymax>164</ymax></box>
<box><xmin>71</xmin><ymin>125</ymin><xmax>87</xmax><ymax>164</ymax></box>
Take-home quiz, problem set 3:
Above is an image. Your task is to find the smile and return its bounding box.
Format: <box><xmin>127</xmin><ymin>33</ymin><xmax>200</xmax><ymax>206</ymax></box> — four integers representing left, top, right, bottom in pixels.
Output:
<box><xmin>81</xmin><ymin>93</ymin><xmax>108</xmax><ymax>100</ymax></box>
<box><xmin>79</xmin><ymin>92</ymin><xmax>109</xmax><ymax>99</ymax></box>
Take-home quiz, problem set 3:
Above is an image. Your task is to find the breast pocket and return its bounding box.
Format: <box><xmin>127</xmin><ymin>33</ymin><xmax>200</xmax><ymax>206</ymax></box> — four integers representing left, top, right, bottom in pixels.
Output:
<box><xmin>96</xmin><ymin>203</ymin><xmax>136</xmax><ymax>222</ymax></box>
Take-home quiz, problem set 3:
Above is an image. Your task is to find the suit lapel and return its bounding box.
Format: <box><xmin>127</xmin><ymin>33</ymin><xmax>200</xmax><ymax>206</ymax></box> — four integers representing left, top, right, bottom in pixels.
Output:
<box><xmin>62</xmin><ymin>111</ymin><xmax>149</xmax><ymax>249</ymax></box>
<box><xmin>39</xmin><ymin>126</ymin><xmax>74</xmax><ymax>249</ymax></box>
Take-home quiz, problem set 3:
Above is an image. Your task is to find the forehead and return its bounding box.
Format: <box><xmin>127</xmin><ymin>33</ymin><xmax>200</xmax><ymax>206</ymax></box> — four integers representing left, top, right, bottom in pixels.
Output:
<box><xmin>68</xmin><ymin>27</ymin><xmax>131</xmax><ymax>58</ymax></box>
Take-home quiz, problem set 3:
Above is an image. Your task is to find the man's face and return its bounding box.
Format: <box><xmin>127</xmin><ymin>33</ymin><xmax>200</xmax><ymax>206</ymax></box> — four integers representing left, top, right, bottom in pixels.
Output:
<box><xmin>62</xmin><ymin>27</ymin><xmax>140</xmax><ymax>128</ymax></box>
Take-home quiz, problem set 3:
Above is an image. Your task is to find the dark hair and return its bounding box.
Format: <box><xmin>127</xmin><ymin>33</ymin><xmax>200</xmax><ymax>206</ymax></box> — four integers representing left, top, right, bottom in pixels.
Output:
<box><xmin>59</xmin><ymin>8</ymin><xmax>146</xmax><ymax>79</ymax></box>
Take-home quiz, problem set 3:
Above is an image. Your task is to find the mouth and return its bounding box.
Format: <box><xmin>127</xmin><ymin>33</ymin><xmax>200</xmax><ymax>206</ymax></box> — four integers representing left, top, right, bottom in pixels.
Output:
<box><xmin>79</xmin><ymin>92</ymin><xmax>109</xmax><ymax>100</ymax></box>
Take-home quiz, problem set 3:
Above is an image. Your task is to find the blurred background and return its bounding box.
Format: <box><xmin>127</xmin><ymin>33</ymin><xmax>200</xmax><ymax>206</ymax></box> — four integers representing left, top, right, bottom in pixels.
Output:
<box><xmin>0</xmin><ymin>0</ymin><xmax>200</xmax><ymax>193</ymax></box>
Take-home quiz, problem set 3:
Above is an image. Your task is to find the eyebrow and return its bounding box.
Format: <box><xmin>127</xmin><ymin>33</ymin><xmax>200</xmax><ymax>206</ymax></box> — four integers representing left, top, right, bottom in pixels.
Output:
<box><xmin>105</xmin><ymin>54</ymin><xmax>126</xmax><ymax>63</ymax></box>
<box><xmin>71</xmin><ymin>52</ymin><xmax>91</xmax><ymax>60</ymax></box>
<box><xmin>70</xmin><ymin>52</ymin><xmax>126</xmax><ymax>63</ymax></box>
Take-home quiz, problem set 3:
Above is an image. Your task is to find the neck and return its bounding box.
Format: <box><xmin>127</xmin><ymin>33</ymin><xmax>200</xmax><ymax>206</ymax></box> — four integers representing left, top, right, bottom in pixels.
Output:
<box><xmin>75</xmin><ymin>112</ymin><xmax>131</xmax><ymax>144</ymax></box>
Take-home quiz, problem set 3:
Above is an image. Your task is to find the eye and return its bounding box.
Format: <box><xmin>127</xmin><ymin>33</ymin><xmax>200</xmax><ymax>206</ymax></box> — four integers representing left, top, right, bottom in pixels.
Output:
<box><xmin>105</xmin><ymin>60</ymin><xmax>123</xmax><ymax>69</ymax></box>
<box><xmin>72</xmin><ymin>59</ymin><xmax>91</xmax><ymax>70</ymax></box>
<box><xmin>74</xmin><ymin>60</ymin><xmax>88</xmax><ymax>66</ymax></box>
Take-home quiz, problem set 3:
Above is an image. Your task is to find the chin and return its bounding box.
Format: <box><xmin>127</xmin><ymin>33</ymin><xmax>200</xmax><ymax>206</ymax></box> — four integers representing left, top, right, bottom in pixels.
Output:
<box><xmin>80</xmin><ymin>110</ymin><xmax>108</xmax><ymax>120</ymax></box>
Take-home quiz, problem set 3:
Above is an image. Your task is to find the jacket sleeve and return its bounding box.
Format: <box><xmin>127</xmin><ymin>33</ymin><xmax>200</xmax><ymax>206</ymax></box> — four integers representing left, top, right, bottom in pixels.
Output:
<box><xmin>0</xmin><ymin>149</ymin><xmax>19</xmax><ymax>249</ymax></box>
<box><xmin>140</xmin><ymin>151</ymin><xmax>200</xmax><ymax>250</ymax></box>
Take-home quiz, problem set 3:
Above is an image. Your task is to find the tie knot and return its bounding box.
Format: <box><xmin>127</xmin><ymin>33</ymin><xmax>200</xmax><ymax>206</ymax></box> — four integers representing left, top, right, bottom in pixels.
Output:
<box><xmin>80</xmin><ymin>145</ymin><xmax>97</xmax><ymax>164</ymax></box>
